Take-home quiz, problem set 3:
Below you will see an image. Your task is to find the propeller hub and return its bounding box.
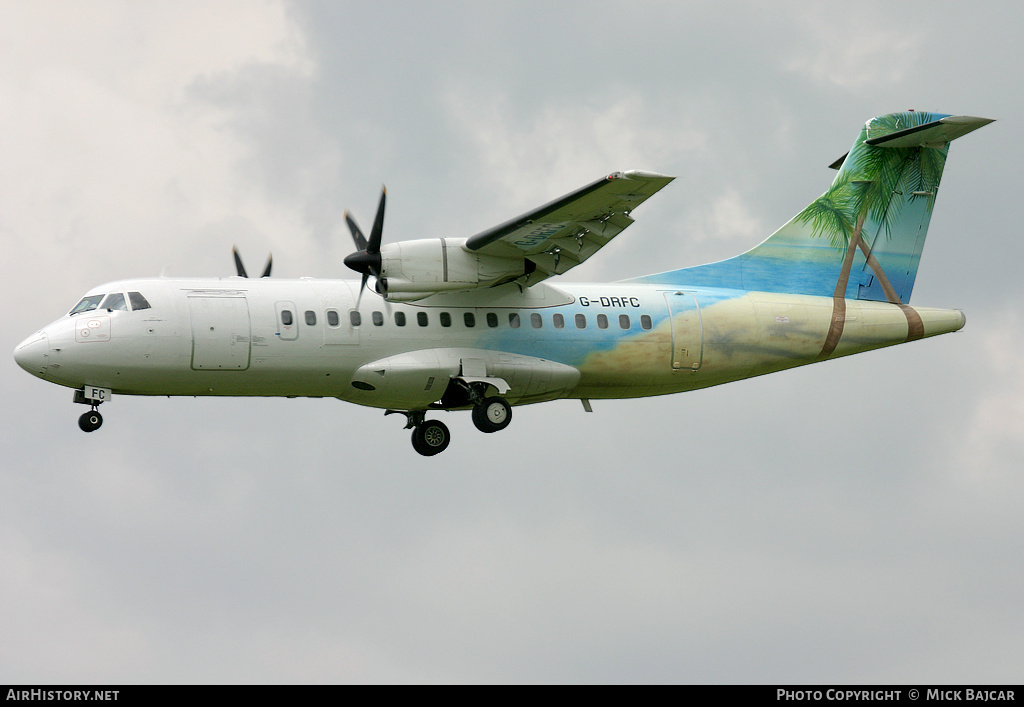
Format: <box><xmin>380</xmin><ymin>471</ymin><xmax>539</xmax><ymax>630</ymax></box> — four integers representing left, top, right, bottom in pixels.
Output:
<box><xmin>344</xmin><ymin>250</ymin><xmax>381</xmax><ymax>276</ymax></box>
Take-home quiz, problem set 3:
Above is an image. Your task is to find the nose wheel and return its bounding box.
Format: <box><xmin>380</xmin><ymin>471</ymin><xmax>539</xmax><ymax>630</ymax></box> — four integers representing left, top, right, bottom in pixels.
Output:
<box><xmin>78</xmin><ymin>408</ymin><xmax>103</xmax><ymax>432</ymax></box>
<box><xmin>73</xmin><ymin>387</ymin><xmax>110</xmax><ymax>433</ymax></box>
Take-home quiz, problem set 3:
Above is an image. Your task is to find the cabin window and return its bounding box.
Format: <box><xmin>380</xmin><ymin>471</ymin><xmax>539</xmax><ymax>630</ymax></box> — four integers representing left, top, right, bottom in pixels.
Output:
<box><xmin>100</xmin><ymin>293</ymin><xmax>128</xmax><ymax>311</ymax></box>
<box><xmin>372</xmin><ymin>311</ymin><xmax>384</xmax><ymax>326</ymax></box>
<box><xmin>640</xmin><ymin>314</ymin><xmax>653</xmax><ymax>330</ymax></box>
<box><xmin>486</xmin><ymin>312</ymin><xmax>498</xmax><ymax>328</ymax></box>
<box><xmin>281</xmin><ymin>310</ymin><xmax>294</xmax><ymax>326</ymax></box>
<box><xmin>417</xmin><ymin>312</ymin><xmax>428</xmax><ymax>326</ymax></box>
<box><xmin>440</xmin><ymin>312</ymin><xmax>452</xmax><ymax>327</ymax></box>
<box><xmin>327</xmin><ymin>310</ymin><xmax>340</xmax><ymax>327</ymax></box>
<box><xmin>305</xmin><ymin>310</ymin><xmax>317</xmax><ymax>326</ymax></box>
<box><xmin>128</xmin><ymin>292</ymin><xmax>151</xmax><ymax>311</ymax></box>
<box><xmin>349</xmin><ymin>310</ymin><xmax>361</xmax><ymax>327</ymax></box>
<box><xmin>597</xmin><ymin>314</ymin><xmax>609</xmax><ymax>329</ymax></box>
<box><xmin>553</xmin><ymin>313</ymin><xmax>565</xmax><ymax>329</ymax></box>
<box><xmin>395</xmin><ymin>311</ymin><xmax>406</xmax><ymax>327</ymax></box>
<box><xmin>619</xmin><ymin>314</ymin><xmax>631</xmax><ymax>330</ymax></box>
<box><xmin>575</xmin><ymin>313</ymin><xmax>587</xmax><ymax>329</ymax></box>
<box><xmin>530</xmin><ymin>313</ymin><xmax>542</xmax><ymax>329</ymax></box>
<box><xmin>464</xmin><ymin>312</ymin><xmax>476</xmax><ymax>327</ymax></box>
<box><xmin>509</xmin><ymin>313</ymin><xmax>521</xmax><ymax>328</ymax></box>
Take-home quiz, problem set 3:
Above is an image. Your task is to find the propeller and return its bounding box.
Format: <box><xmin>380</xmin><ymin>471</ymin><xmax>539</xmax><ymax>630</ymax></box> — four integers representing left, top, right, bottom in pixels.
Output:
<box><xmin>232</xmin><ymin>246</ymin><xmax>273</xmax><ymax>278</ymax></box>
<box><xmin>343</xmin><ymin>187</ymin><xmax>387</xmax><ymax>298</ymax></box>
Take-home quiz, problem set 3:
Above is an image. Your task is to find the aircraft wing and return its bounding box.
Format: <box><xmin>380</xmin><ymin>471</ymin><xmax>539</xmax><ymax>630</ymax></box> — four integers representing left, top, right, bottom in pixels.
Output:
<box><xmin>464</xmin><ymin>170</ymin><xmax>674</xmax><ymax>286</ymax></box>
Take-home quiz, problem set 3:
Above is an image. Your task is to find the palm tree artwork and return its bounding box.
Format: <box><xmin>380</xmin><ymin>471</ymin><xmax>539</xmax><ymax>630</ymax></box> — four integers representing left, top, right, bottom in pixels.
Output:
<box><xmin>795</xmin><ymin>112</ymin><xmax>948</xmax><ymax>358</ymax></box>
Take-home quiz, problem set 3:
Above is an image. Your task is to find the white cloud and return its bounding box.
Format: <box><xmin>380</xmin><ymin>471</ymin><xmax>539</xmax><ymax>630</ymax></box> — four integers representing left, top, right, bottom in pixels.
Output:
<box><xmin>783</xmin><ymin>9</ymin><xmax>922</xmax><ymax>89</ymax></box>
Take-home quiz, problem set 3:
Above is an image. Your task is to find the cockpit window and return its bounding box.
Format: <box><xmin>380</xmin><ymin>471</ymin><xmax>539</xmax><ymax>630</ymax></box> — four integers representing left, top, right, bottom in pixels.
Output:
<box><xmin>70</xmin><ymin>294</ymin><xmax>105</xmax><ymax>315</ymax></box>
<box><xmin>100</xmin><ymin>293</ymin><xmax>128</xmax><ymax>311</ymax></box>
<box><xmin>128</xmin><ymin>291</ymin><xmax>151</xmax><ymax>311</ymax></box>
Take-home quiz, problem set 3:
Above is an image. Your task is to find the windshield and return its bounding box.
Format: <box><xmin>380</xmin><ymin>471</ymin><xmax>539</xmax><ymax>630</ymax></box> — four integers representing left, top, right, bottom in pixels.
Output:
<box><xmin>128</xmin><ymin>291</ymin><xmax>151</xmax><ymax>310</ymax></box>
<box><xmin>69</xmin><ymin>294</ymin><xmax>105</xmax><ymax>315</ymax></box>
<box><xmin>100</xmin><ymin>292</ymin><xmax>127</xmax><ymax>311</ymax></box>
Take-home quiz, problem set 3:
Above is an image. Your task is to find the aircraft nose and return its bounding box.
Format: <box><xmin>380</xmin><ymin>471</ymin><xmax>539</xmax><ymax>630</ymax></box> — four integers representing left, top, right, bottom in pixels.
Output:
<box><xmin>13</xmin><ymin>331</ymin><xmax>50</xmax><ymax>376</ymax></box>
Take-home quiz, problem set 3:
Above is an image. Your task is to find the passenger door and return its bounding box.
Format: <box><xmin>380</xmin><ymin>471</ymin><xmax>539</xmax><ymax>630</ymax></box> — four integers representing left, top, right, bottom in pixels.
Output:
<box><xmin>188</xmin><ymin>294</ymin><xmax>251</xmax><ymax>370</ymax></box>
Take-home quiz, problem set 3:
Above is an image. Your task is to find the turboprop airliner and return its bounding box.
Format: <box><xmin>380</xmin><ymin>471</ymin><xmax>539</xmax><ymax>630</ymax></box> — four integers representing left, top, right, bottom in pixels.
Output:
<box><xmin>14</xmin><ymin>111</ymin><xmax>992</xmax><ymax>455</ymax></box>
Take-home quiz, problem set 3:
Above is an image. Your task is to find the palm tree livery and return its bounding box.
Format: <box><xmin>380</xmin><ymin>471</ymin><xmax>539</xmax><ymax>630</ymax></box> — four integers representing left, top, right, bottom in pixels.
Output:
<box><xmin>795</xmin><ymin>112</ymin><xmax>949</xmax><ymax>358</ymax></box>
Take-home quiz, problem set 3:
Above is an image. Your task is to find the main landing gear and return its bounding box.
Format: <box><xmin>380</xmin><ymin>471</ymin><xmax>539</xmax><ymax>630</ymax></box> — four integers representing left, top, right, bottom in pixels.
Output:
<box><xmin>471</xmin><ymin>396</ymin><xmax>511</xmax><ymax>433</ymax></box>
<box><xmin>388</xmin><ymin>410</ymin><xmax>452</xmax><ymax>457</ymax></box>
<box><xmin>388</xmin><ymin>393</ymin><xmax>513</xmax><ymax>456</ymax></box>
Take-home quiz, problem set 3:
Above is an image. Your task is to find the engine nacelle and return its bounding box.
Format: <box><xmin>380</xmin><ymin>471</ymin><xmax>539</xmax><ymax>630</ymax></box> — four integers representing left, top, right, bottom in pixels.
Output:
<box><xmin>376</xmin><ymin>238</ymin><xmax>526</xmax><ymax>302</ymax></box>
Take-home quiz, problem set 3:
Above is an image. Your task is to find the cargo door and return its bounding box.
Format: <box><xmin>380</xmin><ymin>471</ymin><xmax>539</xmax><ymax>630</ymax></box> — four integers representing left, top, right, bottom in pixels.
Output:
<box><xmin>663</xmin><ymin>291</ymin><xmax>703</xmax><ymax>371</ymax></box>
<box><xmin>188</xmin><ymin>294</ymin><xmax>251</xmax><ymax>370</ymax></box>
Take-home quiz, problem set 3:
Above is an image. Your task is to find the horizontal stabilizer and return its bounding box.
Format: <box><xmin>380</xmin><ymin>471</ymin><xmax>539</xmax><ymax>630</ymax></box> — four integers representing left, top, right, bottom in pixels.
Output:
<box><xmin>865</xmin><ymin>115</ymin><xmax>994</xmax><ymax>148</ymax></box>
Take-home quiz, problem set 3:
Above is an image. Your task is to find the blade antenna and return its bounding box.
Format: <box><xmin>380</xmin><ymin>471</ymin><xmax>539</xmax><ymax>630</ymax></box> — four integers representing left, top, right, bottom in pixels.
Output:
<box><xmin>261</xmin><ymin>254</ymin><xmax>273</xmax><ymax>278</ymax></box>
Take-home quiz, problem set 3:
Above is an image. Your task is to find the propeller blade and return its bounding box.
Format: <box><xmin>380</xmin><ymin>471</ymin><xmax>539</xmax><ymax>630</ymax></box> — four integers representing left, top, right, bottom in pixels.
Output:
<box><xmin>261</xmin><ymin>254</ymin><xmax>273</xmax><ymax>278</ymax></box>
<box><xmin>344</xmin><ymin>211</ymin><xmax>368</xmax><ymax>251</ymax></box>
<box><xmin>232</xmin><ymin>246</ymin><xmax>248</xmax><ymax>278</ymax></box>
<box><xmin>356</xmin><ymin>272</ymin><xmax>369</xmax><ymax>309</ymax></box>
<box><xmin>368</xmin><ymin>187</ymin><xmax>386</xmax><ymax>254</ymax></box>
<box><xmin>344</xmin><ymin>186</ymin><xmax>387</xmax><ymax>299</ymax></box>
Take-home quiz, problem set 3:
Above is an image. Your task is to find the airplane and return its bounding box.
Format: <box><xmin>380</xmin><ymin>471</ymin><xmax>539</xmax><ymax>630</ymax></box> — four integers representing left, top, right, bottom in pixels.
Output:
<box><xmin>14</xmin><ymin>111</ymin><xmax>992</xmax><ymax>456</ymax></box>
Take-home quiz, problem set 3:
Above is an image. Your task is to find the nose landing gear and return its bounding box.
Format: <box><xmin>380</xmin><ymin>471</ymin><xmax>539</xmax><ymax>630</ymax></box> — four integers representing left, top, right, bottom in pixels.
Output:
<box><xmin>78</xmin><ymin>408</ymin><xmax>103</xmax><ymax>432</ymax></box>
<box><xmin>73</xmin><ymin>386</ymin><xmax>110</xmax><ymax>433</ymax></box>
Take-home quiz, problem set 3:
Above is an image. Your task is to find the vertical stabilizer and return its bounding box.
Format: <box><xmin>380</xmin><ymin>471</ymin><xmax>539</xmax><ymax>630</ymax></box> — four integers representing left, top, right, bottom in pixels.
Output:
<box><xmin>630</xmin><ymin>111</ymin><xmax>993</xmax><ymax>303</ymax></box>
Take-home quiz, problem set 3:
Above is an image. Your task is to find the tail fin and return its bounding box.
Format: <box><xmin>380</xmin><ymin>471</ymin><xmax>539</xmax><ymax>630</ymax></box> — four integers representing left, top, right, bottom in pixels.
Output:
<box><xmin>630</xmin><ymin>111</ymin><xmax>993</xmax><ymax>303</ymax></box>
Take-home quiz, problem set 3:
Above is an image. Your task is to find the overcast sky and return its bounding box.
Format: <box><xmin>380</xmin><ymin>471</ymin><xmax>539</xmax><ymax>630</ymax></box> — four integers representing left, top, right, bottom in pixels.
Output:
<box><xmin>2</xmin><ymin>0</ymin><xmax>1022</xmax><ymax>684</ymax></box>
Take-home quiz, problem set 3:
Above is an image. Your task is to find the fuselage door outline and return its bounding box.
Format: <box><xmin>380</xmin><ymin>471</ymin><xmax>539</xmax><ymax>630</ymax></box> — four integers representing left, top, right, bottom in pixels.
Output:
<box><xmin>188</xmin><ymin>293</ymin><xmax>251</xmax><ymax>371</ymax></box>
<box><xmin>663</xmin><ymin>291</ymin><xmax>703</xmax><ymax>371</ymax></box>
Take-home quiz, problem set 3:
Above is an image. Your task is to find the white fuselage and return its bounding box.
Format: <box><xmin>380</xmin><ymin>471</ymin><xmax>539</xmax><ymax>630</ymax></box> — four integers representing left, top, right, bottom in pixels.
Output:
<box><xmin>15</xmin><ymin>276</ymin><xmax>965</xmax><ymax>412</ymax></box>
